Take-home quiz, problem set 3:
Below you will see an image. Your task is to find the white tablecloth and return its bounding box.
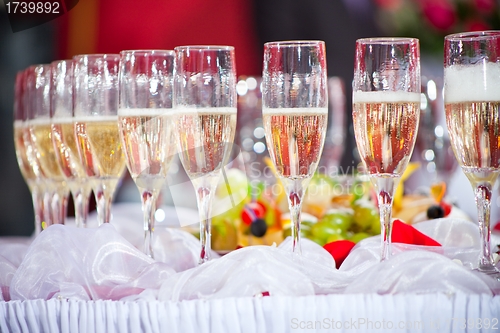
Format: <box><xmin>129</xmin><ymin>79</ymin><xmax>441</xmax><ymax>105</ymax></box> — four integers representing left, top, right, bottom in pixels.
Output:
<box><xmin>1</xmin><ymin>293</ymin><xmax>499</xmax><ymax>333</ymax></box>
<box><xmin>2</xmin><ymin>206</ymin><xmax>500</xmax><ymax>332</ymax></box>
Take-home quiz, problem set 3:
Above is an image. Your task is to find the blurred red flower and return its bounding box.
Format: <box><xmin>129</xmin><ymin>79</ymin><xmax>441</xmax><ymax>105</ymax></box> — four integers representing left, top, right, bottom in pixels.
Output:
<box><xmin>375</xmin><ymin>0</ymin><xmax>500</xmax><ymax>54</ymax></box>
<box><xmin>475</xmin><ymin>0</ymin><xmax>495</xmax><ymax>13</ymax></box>
<box><xmin>465</xmin><ymin>18</ymin><xmax>491</xmax><ymax>31</ymax></box>
<box><xmin>375</xmin><ymin>0</ymin><xmax>403</xmax><ymax>10</ymax></box>
<box><xmin>421</xmin><ymin>1</ymin><xmax>457</xmax><ymax>31</ymax></box>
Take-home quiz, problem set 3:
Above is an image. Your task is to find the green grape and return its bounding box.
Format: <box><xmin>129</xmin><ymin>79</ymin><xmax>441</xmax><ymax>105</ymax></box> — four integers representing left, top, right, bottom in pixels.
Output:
<box><xmin>301</xmin><ymin>224</ymin><xmax>312</xmax><ymax>233</ymax></box>
<box><xmin>369</xmin><ymin>218</ymin><xmax>381</xmax><ymax>235</ymax></box>
<box><xmin>345</xmin><ymin>230</ymin><xmax>354</xmax><ymax>239</ymax></box>
<box><xmin>308</xmin><ymin>236</ymin><xmax>325</xmax><ymax>246</ymax></box>
<box><xmin>302</xmin><ymin>220</ymin><xmax>316</xmax><ymax>229</ymax></box>
<box><xmin>282</xmin><ymin>227</ymin><xmax>309</xmax><ymax>239</ymax></box>
<box><xmin>311</xmin><ymin>221</ymin><xmax>344</xmax><ymax>244</ymax></box>
<box><xmin>350</xmin><ymin>232</ymin><xmax>371</xmax><ymax>243</ymax></box>
<box><xmin>352</xmin><ymin>200</ymin><xmax>379</xmax><ymax>231</ymax></box>
<box><xmin>319</xmin><ymin>208</ymin><xmax>353</xmax><ymax>231</ymax></box>
<box><xmin>326</xmin><ymin>233</ymin><xmax>345</xmax><ymax>244</ymax></box>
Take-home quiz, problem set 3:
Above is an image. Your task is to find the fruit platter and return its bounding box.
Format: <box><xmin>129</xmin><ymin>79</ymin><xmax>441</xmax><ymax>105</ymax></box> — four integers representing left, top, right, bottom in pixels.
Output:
<box><xmin>205</xmin><ymin>162</ymin><xmax>466</xmax><ymax>252</ymax></box>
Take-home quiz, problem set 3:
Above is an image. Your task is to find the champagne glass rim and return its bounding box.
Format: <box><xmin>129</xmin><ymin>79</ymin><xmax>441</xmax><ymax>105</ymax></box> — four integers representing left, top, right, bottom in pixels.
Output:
<box><xmin>356</xmin><ymin>37</ymin><xmax>419</xmax><ymax>45</ymax></box>
<box><xmin>445</xmin><ymin>30</ymin><xmax>500</xmax><ymax>41</ymax></box>
<box><xmin>50</xmin><ymin>59</ymin><xmax>73</xmax><ymax>69</ymax></box>
<box><xmin>24</xmin><ymin>64</ymin><xmax>50</xmax><ymax>89</ymax></box>
<box><xmin>72</xmin><ymin>53</ymin><xmax>120</xmax><ymax>61</ymax></box>
<box><xmin>26</xmin><ymin>63</ymin><xmax>50</xmax><ymax>72</ymax></box>
<box><xmin>264</xmin><ymin>40</ymin><xmax>325</xmax><ymax>48</ymax></box>
<box><xmin>51</xmin><ymin>59</ymin><xmax>72</xmax><ymax>64</ymax></box>
<box><xmin>174</xmin><ymin>45</ymin><xmax>234</xmax><ymax>51</ymax></box>
<box><xmin>119</xmin><ymin>49</ymin><xmax>175</xmax><ymax>56</ymax></box>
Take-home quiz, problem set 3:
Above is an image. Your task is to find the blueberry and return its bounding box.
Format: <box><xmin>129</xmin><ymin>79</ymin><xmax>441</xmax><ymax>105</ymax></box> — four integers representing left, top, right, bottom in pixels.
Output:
<box><xmin>250</xmin><ymin>218</ymin><xmax>267</xmax><ymax>237</ymax></box>
<box><xmin>427</xmin><ymin>205</ymin><xmax>445</xmax><ymax>219</ymax></box>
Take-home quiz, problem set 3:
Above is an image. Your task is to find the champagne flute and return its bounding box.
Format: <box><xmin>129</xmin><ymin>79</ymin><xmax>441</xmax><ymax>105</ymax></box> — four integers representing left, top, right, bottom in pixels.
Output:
<box><xmin>262</xmin><ymin>41</ymin><xmax>328</xmax><ymax>255</ymax></box>
<box><xmin>444</xmin><ymin>31</ymin><xmax>500</xmax><ymax>274</ymax></box>
<box><xmin>50</xmin><ymin>60</ymin><xmax>92</xmax><ymax>228</ymax></box>
<box><xmin>118</xmin><ymin>50</ymin><xmax>176</xmax><ymax>258</ymax></box>
<box><xmin>73</xmin><ymin>54</ymin><xmax>126</xmax><ymax>225</ymax></box>
<box><xmin>13</xmin><ymin>69</ymin><xmax>45</xmax><ymax>235</ymax></box>
<box><xmin>352</xmin><ymin>38</ymin><xmax>420</xmax><ymax>261</ymax></box>
<box><xmin>173</xmin><ymin>46</ymin><xmax>237</xmax><ymax>264</ymax></box>
<box><xmin>26</xmin><ymin>64</ymin><xmax>69</xmax><ymax>226</ymax></box>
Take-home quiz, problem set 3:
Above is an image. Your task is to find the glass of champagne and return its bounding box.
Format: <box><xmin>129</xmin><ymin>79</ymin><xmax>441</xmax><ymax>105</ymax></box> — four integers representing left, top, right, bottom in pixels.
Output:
<box><xmin>173</xmin><ymin>46</ymin><xmax>237</xmax><ymax>264</ymax></box>
<box><xmin>352</xmin><ymin>38</ymin><xmax>421</xmax><ymax>261</ymax></box>
<box><xmin>50</xmin><ymin>60</ymin><xmax>92</xmax><ymax>228</ymax></box>
<box><xmin>26</xmin><ymin>64</ymin><xmax>70</xmax><ymax>226</ymax></box>
<box><xmin>73</xmin><ymin>54</ymin><xmax>126</xmax><ymax>225</ymax></box>
<box><xmin>444</xmin><ymin>31</ymin><xmax>500</xmax><ymax>274</ymax></box>
<box><xmin>13</xmin><ymin>69</ymin><xmax>45</xmax><ymax>235</ymax></box>
<box><xmin>262</xmin><ymin>41</ymin><xmax>328</xmax><ymax>255</ymax></box>
<box><xmin>118</xmin><ymin>50</ymin><xmax>176</xmax><ymax>258</ymax></box>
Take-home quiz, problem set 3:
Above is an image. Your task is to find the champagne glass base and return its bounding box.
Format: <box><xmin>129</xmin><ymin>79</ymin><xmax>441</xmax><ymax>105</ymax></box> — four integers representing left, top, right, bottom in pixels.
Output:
<box><xmin>477</xmin><ymin>263</ymin><xmax>500</xmax><ymax>275</ymax></box>
<box><xmin>199</xmin><ymin>256</ymin><xmax>209</xmax><ymax>265</ymax></box>
<box><xmin>474</xmin><ymin>267</ymin><xmax>500</xmax><ymax>283</ymax></box>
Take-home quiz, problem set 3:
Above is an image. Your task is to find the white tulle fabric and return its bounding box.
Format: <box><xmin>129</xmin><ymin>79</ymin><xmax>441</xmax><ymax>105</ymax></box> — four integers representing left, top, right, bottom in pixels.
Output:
<box><xmin>0</xmin><ymin>204</ymin><xmax>499</xmax><ymax>332</ymax></box>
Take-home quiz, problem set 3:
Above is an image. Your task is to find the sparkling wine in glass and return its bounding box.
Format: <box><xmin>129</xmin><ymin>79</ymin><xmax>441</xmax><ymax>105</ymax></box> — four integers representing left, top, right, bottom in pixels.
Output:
<box><xmin>26</xmin><ymin>64</ymin><xmax>70</xmax><ymax>226</ymax></box>
<box><xmin>50</xmin><ymin>60</ymin><xmax>92</xmax><ymax>228</ymax></box>
<box><xmin>262</xmin><ymin>41</ymin><xmax>328</xmax><ymax>255</ymax></box>
<box><xmin>444</xmin><ymin>31</ymin><xmax>500</xmax><ymax>274</ymax></box>
<box><xmin>73</xmin><ymin>54</ymin><xmax>126</xmax><ymax>225</ymax></box>
<box><xmin>118</xmin><ymin>50</ymin><xmax>176</xmax><ymax>258</ymax></box>
<box><xmin>13</xmin><ymin>69</ymin><xmax>45</xmax><ymax>235</ymax></box>
<box><xmin>173</xmin><ymin>46</ymin><xmax>237</xmax><ymax>264</ymax></box>
<box><xmin>352</xmin><ymin>38</ymin><xmax>420</xmax><ymax>261</ymax></box>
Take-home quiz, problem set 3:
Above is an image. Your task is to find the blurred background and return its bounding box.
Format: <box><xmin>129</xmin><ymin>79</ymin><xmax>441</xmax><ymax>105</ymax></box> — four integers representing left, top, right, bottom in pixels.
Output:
<box><xmin>1</xmin><ymin>0</ymin><xmax>499</xmax><ymax>235</ymax></box>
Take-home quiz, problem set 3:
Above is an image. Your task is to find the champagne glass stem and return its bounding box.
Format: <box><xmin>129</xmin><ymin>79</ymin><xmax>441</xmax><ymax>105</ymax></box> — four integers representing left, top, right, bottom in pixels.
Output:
<box><xmin>373</xmin><ymin>176</ymin><xmax>399</xmax><ymax>261</ymax></box>
<box><xmin>30</xmin><ymin>185</ymin><xmax>44</xmax><ymax>236</ymax></box>
<box><xmin>50</xmin><ymin>194</ymin><xmax>61</xmax><ymax>224</ymax></box>
<box><xmin>282</xmin><ymin>178</ymin><xmax>307</xmax><ymax>256</ymax></box>
<box><xmin>73</xmin><ymin>185</ymin><xmax>92</xmax><ymax>228</ymax></box>
<box><xmin>52</xmin><ymin>185</ymin><xmax>69</xmax><ymax>225</ymax></box>
<box><xmin>42</xmin><ymin>189</ymin><xmax>53</xmax><ymax>228</ymax></box>
<box><xmin>289</xmin><ymin>192</ymin><xmax>303</xmax><ymax>256</ymax></box>
<box><xmin>474</xmin><ymin>183</ymin><xmax>497</xmax><ymax>272</ymax></box>
<box><xmin>140</xmin><ymin>189</ymin><xmax>159</xmax><ymax>259</ymax></box>
<box><xmin>96</xmin><ymin>191</ymin><xmax>112</xmax><ymax>225</ymax></box>
<box><xmin>95</xmin><ymin>181</ymin><xmax>117</xmax><ymax>225</ymax></box>
<box><xmin>194</xmin><ymin>182</ymin><xmax>216</xmax><ymax>264</ymax></box>
<box><xmin>378</xmin><ymin>194</ymin><xmax>393</xmax><ymax>261</ymax></box>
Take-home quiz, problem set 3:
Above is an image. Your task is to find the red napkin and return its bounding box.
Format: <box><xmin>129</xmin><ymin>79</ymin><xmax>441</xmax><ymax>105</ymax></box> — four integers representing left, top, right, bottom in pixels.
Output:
<box><xmin>391</xmin><ymin>219</ymin><xmax>441</xmax><ymax>246</ymax></box>
<box><xmin>323</xmin><ymin>219</ymin><xmax>441</xmax><ymax>268</ymax></box>
<box><xmin>323</xmin><ymin>240</ymin><xmax>356</xmax><ymax>269</ymax></box>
